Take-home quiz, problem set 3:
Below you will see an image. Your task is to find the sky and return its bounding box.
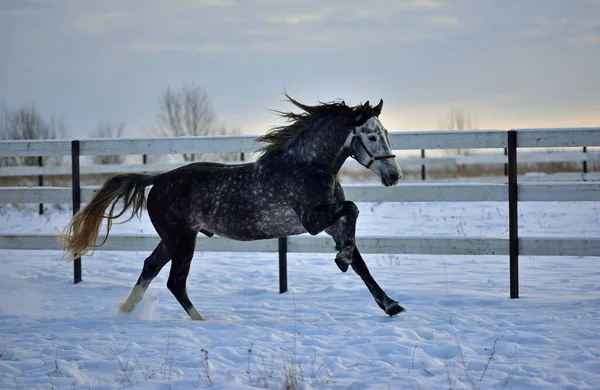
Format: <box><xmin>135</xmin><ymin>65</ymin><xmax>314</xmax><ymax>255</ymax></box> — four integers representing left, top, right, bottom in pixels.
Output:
<box><xmin>1</xmin><ymin>0</ymin><xmax>599</xmax><ymax>138</ymax></box>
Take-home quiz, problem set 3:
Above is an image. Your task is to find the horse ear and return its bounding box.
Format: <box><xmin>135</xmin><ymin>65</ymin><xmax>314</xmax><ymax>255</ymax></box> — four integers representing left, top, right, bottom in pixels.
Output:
<box><xmin>353</xmin><ymin>101</ymin><xmax>372</xmax><ymax>124</ymax></box>
<box><xmin>373</xmin><ymin>99</ymin><xmax>383</xmax><ymax>117</ymax></box>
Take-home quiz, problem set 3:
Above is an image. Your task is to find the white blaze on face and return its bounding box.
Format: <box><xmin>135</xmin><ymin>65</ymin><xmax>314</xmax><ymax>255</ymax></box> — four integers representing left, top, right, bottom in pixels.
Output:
<box><xmin>366</xmin><ymin>117</ymin><xmax>393</xmax><ymax>151</ymax></box>
<box><xmin>351</xmin><ymin>116</ymin><xmax>402</xmax><ymax>185</ymax></box>
<box><xmin>354</xmin><ymin>117</ymin><xmax>395</xmax><ymax>160</ymax></box>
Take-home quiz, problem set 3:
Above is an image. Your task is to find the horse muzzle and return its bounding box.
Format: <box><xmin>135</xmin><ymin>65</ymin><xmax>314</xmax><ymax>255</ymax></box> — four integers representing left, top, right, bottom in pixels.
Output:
<box><xmin>381</xmin><ymin>168</ymin><xmax>402</xmax><ymax>187</ymax></box>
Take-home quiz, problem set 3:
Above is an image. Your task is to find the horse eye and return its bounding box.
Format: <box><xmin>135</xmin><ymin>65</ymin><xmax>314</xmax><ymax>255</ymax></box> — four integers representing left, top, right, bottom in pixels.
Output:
<box><xmin>368</xmin><ymin>135</ymin><xmax>377</xmax><ymax>142</ymax></box>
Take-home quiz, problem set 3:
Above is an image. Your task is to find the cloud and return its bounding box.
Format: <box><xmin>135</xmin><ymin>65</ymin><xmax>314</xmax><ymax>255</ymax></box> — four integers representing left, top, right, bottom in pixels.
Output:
<box><xmin>265</xmin><ymin>9</ymin><xmax>333</xmax><ymax>25</ymax></box>
<box><xmin>71</xmin><ymin>11</ymin><xmax>130</xmax><ymax>34</ymax></box>
<box><xmin>412</xmin><ymin>0</ymin><xmax>442</xmax><ymax>8</ymax></box>
<box><xmin>393</xmin><ymin>31</ymin><xmax>437</xmax><ymax>43</ymax></box>
<box><xmin>0</xmin><ymin>6</ymin><xmax>40</xmax><ymax>17</ymax></box>
<box><xmin>2</xmin><ymin>0</ymin><xmax>598</xmax><ymax>136</ymax></box>
<box><xmin>237</xmin><ymin>2</ymin><xmax>459</xmax><ymax>49</ymax></box>
<box><xmin>423</xmin><ymin>14</ymin><xmax>460</xmax><ymax>27</ymax></box>
<box><xmin>193</xmin><ymin>0</ymin><xmax>235</xmax><ymax>6</ymax></box>
<box><xmin>570</xmin><ymin>34</ymin><xmax>600</xmax><ymax>45</ymax></box>
<box><xmin>131</xmin><ymin>41</ymin><xmax>272</xmax><ymax>53</ymax></box>
<box><xmin>243</xmin><ymin>28</ymin><xmax>281</xmax><ymax>37</ymax></box>
<box><xmin>515</xmin><ymin>28</ymin><xmax>552</xmax><ymax>39</ymax></box>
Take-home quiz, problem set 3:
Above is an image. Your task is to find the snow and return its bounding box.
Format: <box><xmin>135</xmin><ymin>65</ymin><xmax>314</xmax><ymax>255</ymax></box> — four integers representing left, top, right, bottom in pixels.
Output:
<box><xmin>1</xmin><ymin>200</ymin><xmax>600</xmax><ymax>389</ymax></box>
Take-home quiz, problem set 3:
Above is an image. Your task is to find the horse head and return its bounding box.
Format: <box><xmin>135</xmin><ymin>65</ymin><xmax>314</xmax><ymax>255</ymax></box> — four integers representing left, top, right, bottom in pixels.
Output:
<box><xmin>348</xmin><ymin>99</ymin><xmax>402</xmax><ymax>187</ymax></box>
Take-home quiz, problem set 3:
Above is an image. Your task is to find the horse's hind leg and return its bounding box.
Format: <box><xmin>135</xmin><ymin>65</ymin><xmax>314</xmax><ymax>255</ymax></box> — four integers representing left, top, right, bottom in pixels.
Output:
<box><xmin>119</xmin><ymin>240</ymin><xmax>170</xmax><ymax>313</ymax></box>
<box><xmin>165</xmin><ymin>234</ymin><xmax>204</xmax><ymax>320</ymax></box>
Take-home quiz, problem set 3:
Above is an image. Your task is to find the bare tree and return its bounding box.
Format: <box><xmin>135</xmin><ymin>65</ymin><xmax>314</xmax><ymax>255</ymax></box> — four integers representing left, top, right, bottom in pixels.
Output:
<box><xmin>155</xmin><ymin>85</ymin><xmax>238</xmax><ymax>162</ymax></box>
<box><xmin>442</xmin><ymin>108</ymin><xmax>477</xmax><ymax>155</ymax></box>
<box><xmin>91</xmin><ymin>122</ymin><xmax>126</xmax><ymax>165</ymax></box>
<box><xmin>0</xmin><ymin>105</ymin><xmax>67</xmax><ymax>167</ymax></box>
<box><xmin>0</xmin><ymin>106</ymin><xmax>15</xmax><ymax>167</ymax></box>
<box><xmin>444</xmin><ymin>108</ymin><xmax>476</xmax><ymax>131</ymax></box>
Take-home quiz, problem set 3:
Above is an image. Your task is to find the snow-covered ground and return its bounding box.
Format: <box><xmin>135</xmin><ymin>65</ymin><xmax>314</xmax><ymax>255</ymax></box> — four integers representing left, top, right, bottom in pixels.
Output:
<box><xmin>1</xmin><ymin>200</ymin><xmax>599</xmax><ymax>389</ymax></box>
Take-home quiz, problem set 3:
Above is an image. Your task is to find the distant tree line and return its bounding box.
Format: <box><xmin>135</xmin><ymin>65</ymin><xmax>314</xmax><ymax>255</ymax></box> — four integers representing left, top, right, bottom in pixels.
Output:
<box><xmin>1</xmin><ymin>83</ymin><xmax>238</xmax><ymax>166</ymax></box>
<box><xmin>155</xmin><ymin>84</ymin><xmax>239</xmax><ymax>162</ymax></box>
<box><xmin>0</xmin><ymin>105</ymin><xmax>67</xmax><ymax>167</ymax></box>
<box><xmin>2</xmin><ymin>88</ymin><xmax>478</xmax><ymax>167</ymax></box>
<box><xmin>442</xmin><ymin>108</ymin><xmax>478</xmax><ymax>156</ymax></box>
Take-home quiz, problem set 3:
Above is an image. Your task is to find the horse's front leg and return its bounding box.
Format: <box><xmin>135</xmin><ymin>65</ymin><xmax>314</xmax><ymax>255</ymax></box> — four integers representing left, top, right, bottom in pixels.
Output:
<box><xmin>326</xmin><ymin>220</ymin><xmax>405</xmax><ymax>316</ymax></box>
<box><xmin>298</xmin><ymin>201</ymin><xmax>358</xmax><ymax>272</ymax></box>
<box><xmin>351</xmin><ymin>247</ymin><xmax>405</xmax><ymax>316</ymax></box>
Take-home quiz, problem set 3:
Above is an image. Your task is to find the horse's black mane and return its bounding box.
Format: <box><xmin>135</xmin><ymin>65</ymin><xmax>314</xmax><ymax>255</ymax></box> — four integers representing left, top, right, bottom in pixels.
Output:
<box><xmin>256</xmin><ymin>94</ymin><xmax>373</xmax><ymax>160</ymax></box>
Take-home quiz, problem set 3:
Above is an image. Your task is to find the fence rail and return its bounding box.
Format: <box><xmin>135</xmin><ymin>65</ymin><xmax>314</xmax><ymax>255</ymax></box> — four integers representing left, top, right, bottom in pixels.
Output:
<box><xmin>1</xmin><ymin>128</ymin><xmax>599</xmax><ymax>157</ymax></box>
<box><xmin>2</xmin><ymin>234</ymin><xmax>599</xmax><ymax>257</ymax></box>
<box><xmin>1</xmin><ymin>127</ymin><xmax>599</xmax><ymax>297</ymax></box>
<box><xmin>1</xmin><ymin>150</ymin><xmax>598</xmax><ymax>178</ymax></box>
<box><xmin>1</xmin><ymin>182</ymin><xmax>598</xmax><ymax>204</ymax></box>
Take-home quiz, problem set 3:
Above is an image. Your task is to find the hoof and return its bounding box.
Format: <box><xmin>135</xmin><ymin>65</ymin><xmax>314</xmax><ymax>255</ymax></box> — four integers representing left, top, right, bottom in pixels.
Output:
<box><xmin>385</xmin><ymin>301</ymin><xmax>406</xmax><ymax>317</ymax></box>
<box><xmin>188</xmin><ymin>307</ymin><xmax>206</xmax><ymax>321</ymax></box>
<box><xmin>119</xmin><ymin>302</ymin><xmax>135</xmax><ymax>313</ymax></box>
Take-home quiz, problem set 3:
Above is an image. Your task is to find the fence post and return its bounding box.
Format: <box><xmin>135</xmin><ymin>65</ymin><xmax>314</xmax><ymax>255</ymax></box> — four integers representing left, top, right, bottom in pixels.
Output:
<box><xmin>583</xmin><ymin>146</ymin><xmax>588</xmax><ymax>176</ymax></box>
<box><xmin>507</xmin><ymin>130</ymin><xmax>519</xmax><ymax>299</ymax></box>
<box><xmin>143</xmin><ymin>154</ymin><xmax>147</xmax><ymax>165</ymax></box>
<box><xmin>421</xmin><ymin>149</ymin><xmax>426</xmax><ymax>181</ymax></box>
<box><xmin>71</xmin><ymin>140</ymin><xmax>82</xmax><ymax>284</ymax></box>
<box><xmin>38</xmin><ymin>156</ymin><xmax>44</xmax><ymax>215</ymax></box>
<box><xmin>504</xmin><ymin>148</ymin><xmax>508</xmax><ymax>177</ymax></box>
<box><xmin>278</xmin><ymin>237</ymin><xmax>287</xmax><ymax>293</ymax></box>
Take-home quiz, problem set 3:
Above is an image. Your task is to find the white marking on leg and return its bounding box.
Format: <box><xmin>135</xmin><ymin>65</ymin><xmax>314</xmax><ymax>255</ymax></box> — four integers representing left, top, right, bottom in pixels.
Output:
<box><xmin>188</xmin><ymin>307</ymin><xmax>205</xmax><ymax>321</ymax></box>
<box><xmin>119</xmin><ymin>284</ymin><xmax>148</xmax><ymax>313</ymax></box>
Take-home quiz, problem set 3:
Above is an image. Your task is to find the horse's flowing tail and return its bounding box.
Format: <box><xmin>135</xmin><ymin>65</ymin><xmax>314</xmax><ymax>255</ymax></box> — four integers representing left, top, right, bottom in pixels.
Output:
<box><xmin>59</xmin><ymin>173</ymin><xmax>155</xmax><ymax>259</ymax></box>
